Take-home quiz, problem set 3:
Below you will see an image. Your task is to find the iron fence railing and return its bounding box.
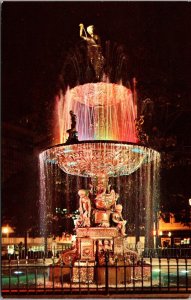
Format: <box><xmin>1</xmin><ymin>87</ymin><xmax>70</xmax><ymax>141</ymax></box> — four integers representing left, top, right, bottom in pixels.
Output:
<box><xmin>1</xmin><ymin>246</ymin><xmax>191</xmax><ymax>261</ymax></box>
<box><xmin>1</xmin><ymin>256</ymin><xmax>191</xmax><ymax>296</ymax></box>
<box><xmin>143</xmin><ymin>247</ymin><xmax>191</xmax><ymax>258</ymax></box>
<box><xmin>1</xmin><ymin>244</ymin><xmax>72</xmax><ymax>260</ymax></box>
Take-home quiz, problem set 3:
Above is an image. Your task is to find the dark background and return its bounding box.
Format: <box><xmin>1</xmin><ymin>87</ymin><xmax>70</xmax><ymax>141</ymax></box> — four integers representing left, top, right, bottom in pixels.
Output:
<box><xmin>2</xmin><ymin>2</ymin><xmax>191</xmax><ymax>236</ymax></box>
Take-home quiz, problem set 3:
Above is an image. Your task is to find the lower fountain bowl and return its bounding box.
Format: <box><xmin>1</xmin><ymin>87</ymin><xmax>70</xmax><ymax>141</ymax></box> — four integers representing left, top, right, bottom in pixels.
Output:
<box><xmin>40</xmin><ymin>140</ymin><xmax>160</xmax><ymax>178</ymax></box>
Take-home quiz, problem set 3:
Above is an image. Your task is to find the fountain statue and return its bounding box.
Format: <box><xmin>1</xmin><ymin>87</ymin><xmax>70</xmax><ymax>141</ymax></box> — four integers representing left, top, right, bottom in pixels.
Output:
<box><xmin>65</xmin><ymin>110</ymin><xmax>79</xmax><ymax>144</ymax></box>
<box><xmin>111</xmin><ymin>204</ymin><xmax>127</xmax><ymax>236</ymax></box>
<box><xmin>79</xmin><ymin>23</ymin><xmax>105</xmax><ymax>81</ymax></box>
<box><xmin>77</xmin><ymin>189</ymin><xmax>91</xmax><ymax>228</ymax></box>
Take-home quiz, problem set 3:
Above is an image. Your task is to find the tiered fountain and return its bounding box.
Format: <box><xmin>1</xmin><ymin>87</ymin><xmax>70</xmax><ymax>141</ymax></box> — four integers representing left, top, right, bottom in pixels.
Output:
<box><xmin>39</xmin><ymin>24</ymin><xmax>160</xmax><ymax>284</ymax></box>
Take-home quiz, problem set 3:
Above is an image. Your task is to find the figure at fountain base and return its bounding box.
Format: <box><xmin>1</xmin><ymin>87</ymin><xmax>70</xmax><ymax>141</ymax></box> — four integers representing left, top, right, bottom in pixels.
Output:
<box><xmin>65</xmin><ymin>110</ymin><xmax>79</xmax><ymax>145</ymax></box>
<box><xmin>111</xmin><ymin>204</ymin><xmax>127</xmax><ymax>236</ymax></box>
<box><xmin>76</xmin><ymin>189</ymin><xmax>91</xmax><ymax>228</ymax></box>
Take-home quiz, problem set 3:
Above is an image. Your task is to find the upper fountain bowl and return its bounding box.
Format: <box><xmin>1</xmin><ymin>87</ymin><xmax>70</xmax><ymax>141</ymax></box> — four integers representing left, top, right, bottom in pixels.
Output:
<box><xmin>65</xmin><ymin>82</ymin><xmax>132</xmax><ymax>107</ymax></box>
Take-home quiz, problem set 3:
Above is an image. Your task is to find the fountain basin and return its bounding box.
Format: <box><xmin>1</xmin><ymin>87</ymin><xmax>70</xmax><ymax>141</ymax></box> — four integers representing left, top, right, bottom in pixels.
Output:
<box><xmin>41</xmin><ymin>141</ymin><xmax>159</xmax><ymax>178</ymax></box>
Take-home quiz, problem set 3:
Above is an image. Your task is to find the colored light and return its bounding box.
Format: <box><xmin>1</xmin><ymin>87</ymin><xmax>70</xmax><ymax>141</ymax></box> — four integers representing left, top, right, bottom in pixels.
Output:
<box><xmin>132</xmin><ymin>148</ymin><xmax>144</xmax><ymax>154</ymax></box>
<box><xmin>153</xmin><ymin>269</ymin><xmax>161</xmax><ymax>273</ymax></box>
<box><xmin>53</xmin><ymin>82</ymin><xmax>138</xmax><ymax>144</ymax></box>
<box><xmin>13</xmin><ymin>271</ymin><xmax>23</xmax><ymax>275</ymax></box>
<box><xmin>181</xmin><ymin>270</ymin><xmax>189</xmax><ymax>273</ymax></box>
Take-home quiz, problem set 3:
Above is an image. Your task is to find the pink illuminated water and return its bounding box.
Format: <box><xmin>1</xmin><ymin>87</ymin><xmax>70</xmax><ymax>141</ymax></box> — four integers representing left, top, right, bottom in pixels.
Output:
<box><xmin>53</xmin><ymin>83</ymin><xmax>138</xmax><ymax>144</ymax></box>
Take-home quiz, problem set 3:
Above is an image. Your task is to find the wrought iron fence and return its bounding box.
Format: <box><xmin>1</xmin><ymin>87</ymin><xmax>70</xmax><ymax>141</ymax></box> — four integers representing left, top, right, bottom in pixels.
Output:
<box><xmin>1</xmin><ymin>244</ymin><xmax>72</xmax><ymax>260</ymax></box>
<box><xmin>143</xmin><ymin>247</ymin><xmax>191</xmax><ymax>258</ymax></box>
<box><xmin>2</xmin><ymin>246</ymin><xmax>191</xmax><ymax>261</ymax></box>
<box><xmin>1</xmin><ymin>256</ymin><xmax>191</xmax><ymax>296</ymax></box>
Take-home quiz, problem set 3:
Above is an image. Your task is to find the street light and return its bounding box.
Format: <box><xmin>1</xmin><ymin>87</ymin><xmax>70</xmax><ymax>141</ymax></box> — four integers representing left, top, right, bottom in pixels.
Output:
<box><xmin>2</xmin><ymin>225</ymin><xmax>14</xmax><ymax>238</ymax></box>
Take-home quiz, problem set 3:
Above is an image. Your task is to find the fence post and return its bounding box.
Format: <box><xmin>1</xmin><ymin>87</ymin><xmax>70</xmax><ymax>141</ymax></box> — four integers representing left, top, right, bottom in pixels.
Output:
<box><xmin>167</xmin><ymin>257</ymin><xmax>170</xmax><ymax>291</ymax></box>
<box><xmin>176</xmin><ymin>256</ymin><xmax>179</xmax><ymax>292</ymax></box>
<box><xmin>105</xmin><ymin>250</ymin><xmax>109</xmax><ymax>295</ymax></box>
<box><xmin>185</xmin><ymin>256</ymin><xmax>188</xmax><ymax>292</ymax></box>
<box><xmin>44</xmin><ymin>236</ymin><xmax>48</xmax><ymax>258</ymax></box>
<box><xmin>9</xmin><ymin>256</ymin><xmax>11</xmax><ymax>294</ymax></box>
<box><xmin>150</xmin><ymin>256</ymin><xmax>153</xmax><ymax>291</ymax></box>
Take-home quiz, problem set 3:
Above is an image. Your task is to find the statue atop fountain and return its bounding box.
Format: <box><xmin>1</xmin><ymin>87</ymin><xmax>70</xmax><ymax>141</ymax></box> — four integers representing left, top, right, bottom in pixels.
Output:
<box><xmin>79</xmin><ymin>23</ymin><xmax>105</xmax><ymax>81</ymax></box>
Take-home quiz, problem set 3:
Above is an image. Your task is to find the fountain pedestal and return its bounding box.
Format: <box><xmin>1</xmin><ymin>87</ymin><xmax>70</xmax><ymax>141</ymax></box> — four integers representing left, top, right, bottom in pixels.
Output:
<box><xmin>76</xmin><ymin>227</ymin><xmax>118</xmax><ymax>257</ymax></box>
<box><xmin>76</xmin><ymin>227</ymin><xmax>118</xmax><ymax>239</ymax></box>
<box><xmin>73</xmin><ymin>261</ymin><xmax>95</xmax><ymax>283</ymax></box>
<box><xmin>73</xmin><ymin>227</ymin><xmax>133</xmax><ymax>284</ymax></box>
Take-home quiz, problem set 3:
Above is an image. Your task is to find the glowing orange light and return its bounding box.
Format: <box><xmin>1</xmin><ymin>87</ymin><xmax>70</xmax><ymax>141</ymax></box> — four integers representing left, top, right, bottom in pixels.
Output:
<box><xmin>2</xmin><ymin>227</ymin><xmax>9</xmax><ymax>234</ymax></box>
<box><xmin>2</xmin><ymin>225</ymin><xmax>14</xmax><ymax>235</ymax></box>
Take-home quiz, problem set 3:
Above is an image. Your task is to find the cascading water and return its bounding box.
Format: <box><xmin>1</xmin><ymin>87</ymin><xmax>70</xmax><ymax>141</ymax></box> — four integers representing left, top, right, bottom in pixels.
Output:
<box><xmin>39</xmin><ymin>32</ymin><xmax>160</xmax><ymax>248</ymax></box>
<box><xmin>53</xmin><ymin>82</ymin><xmax>137</xmax><ymax>144</ymax></box>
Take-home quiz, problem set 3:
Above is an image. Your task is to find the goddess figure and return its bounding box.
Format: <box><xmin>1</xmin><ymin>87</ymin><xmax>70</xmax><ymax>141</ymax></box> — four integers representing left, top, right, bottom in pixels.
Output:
<box><xmin>79</xmin><ymin>23</ymin><xmax>104</xmax><ymax>80</ymax></box>
<box><xmin>79</xmin><ymin>24</ymin><xmax>101</xmax><ymax>46</ymax></box>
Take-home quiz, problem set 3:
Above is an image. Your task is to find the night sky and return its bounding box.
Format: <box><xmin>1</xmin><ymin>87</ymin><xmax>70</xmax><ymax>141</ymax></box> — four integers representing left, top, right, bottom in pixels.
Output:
<box><xmin>2</xmin><ymin>2</ymin><xmax>191</xmax><ymax>121</ymax></box>
<box><xmin>2</xmin><ymin>2</ymin><xmax>191</xmax><ymax>234</ymax></box>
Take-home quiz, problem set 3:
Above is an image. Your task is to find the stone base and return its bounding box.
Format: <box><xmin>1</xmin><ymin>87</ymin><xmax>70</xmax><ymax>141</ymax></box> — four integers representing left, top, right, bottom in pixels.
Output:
<box><xmin>79</xmin><ymin>238</ymin><xmax>95</xmax><ymax>261</ymax></box>
<box><xmin>72</xmin><ymin>261</ymin><xmax>95</xmax><ymax>283</ymax></box>
<box><xmin>76</xmin><ymin>227</ymin><xmax>118</xmax><ymax>239</ymax></box>
<box><xmin>76</xmin><ymin>227</ymin><xmax>119</xmax><ymax>261</ymax></box>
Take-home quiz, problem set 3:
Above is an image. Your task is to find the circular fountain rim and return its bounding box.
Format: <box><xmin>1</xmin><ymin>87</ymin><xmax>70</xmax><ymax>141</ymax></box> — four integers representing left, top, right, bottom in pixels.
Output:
<box><xmin>67</xmin><ymin>82</ymin><xmax>132</xmax><ymax>93</ymax></box>
<box><xmin>42</xmin><ymin>140</ymin><xmax>160</xmax><ymax>154</ymax></box>
<box><xmin>65</xmin><ymin>82</ymin><xmax>133</xmax><ymax>107</ymax></box>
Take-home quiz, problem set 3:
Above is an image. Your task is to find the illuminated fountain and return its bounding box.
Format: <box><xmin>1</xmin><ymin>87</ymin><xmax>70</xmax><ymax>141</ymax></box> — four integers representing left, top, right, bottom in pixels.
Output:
<box><xmin>39</xmin><ymin>24</ymin><xmax>160</xmax><ymax>283</ymax></box>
